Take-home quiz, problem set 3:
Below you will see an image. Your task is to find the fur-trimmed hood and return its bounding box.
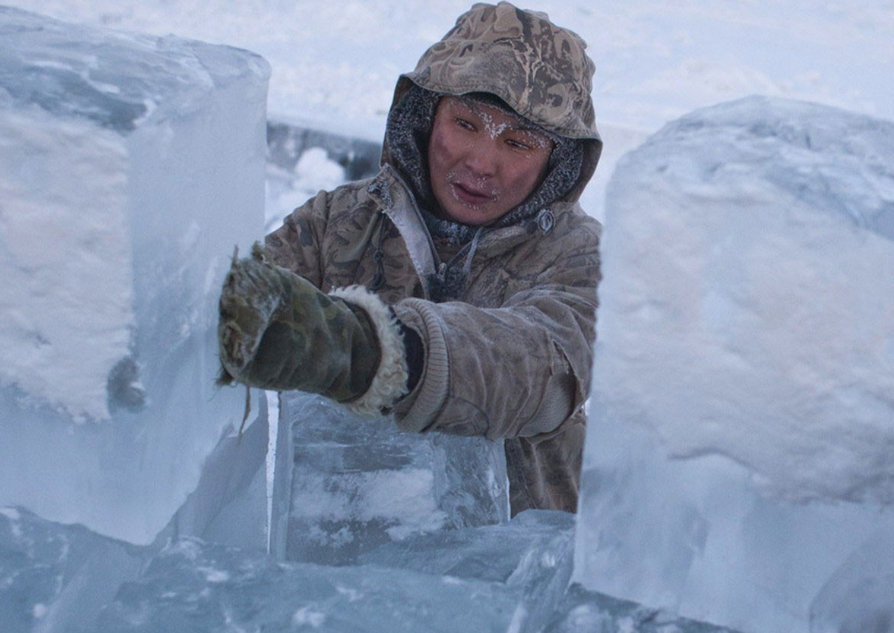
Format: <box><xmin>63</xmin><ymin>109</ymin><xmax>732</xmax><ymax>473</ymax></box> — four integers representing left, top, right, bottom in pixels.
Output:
<box><xmin>381</xmin><ymin>1</ymin><xmax>602</xmax><ymax>206</ymax></box>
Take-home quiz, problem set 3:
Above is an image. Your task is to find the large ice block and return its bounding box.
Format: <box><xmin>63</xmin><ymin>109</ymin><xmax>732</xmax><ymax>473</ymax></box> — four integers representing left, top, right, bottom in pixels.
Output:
<box><xmin>0</xmin><ymin>6</ymin><xmax>270</xmax><ymax>544</ymax></box>
<box><xmin>574</xmin><ymin>96</ymin><xmax>894</xmax><ymax>633</ymax></box>
<box><xmin>269</xmin><ymin>392</ymin><xmax>509</xmax><ymax>565</ymax></box>
<box><xmin>98</xmin><ymin>510</ymin><xmax>573</xmax><ymax>633</ymax></box>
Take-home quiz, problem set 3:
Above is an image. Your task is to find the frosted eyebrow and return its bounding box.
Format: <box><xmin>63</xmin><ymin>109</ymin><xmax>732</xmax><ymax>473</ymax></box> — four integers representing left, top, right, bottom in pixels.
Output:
<box><xmin>454</xmin><ymin>99</ymin><xmax>550</xmax><ymax>143</ymax></box>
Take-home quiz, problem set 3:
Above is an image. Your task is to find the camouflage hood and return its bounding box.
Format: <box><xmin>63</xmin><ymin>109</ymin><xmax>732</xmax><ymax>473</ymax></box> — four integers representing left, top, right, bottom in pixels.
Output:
<box><xmin>383</xmin><ymin>1</ymin><xmax>602</xmax><ymax>205</ymax></box>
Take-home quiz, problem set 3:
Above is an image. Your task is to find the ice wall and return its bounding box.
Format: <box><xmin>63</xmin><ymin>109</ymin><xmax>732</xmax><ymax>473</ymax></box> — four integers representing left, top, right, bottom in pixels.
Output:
<box><xmin>0</xmin><ymin>6</ymin><xmax>270</xmax><ymax>544</ymax></box>
<box><xmin>574</xmin><ymin>96</ymin><xmax>894</xmax><ymax>633</ymax></box>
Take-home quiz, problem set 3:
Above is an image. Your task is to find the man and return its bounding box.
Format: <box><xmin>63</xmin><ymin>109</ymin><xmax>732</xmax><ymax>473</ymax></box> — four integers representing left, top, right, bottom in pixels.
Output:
<box><xmin>218</xmin><ymin>1</ymin><xmax>602</xmax><ymax>515</ymax></box>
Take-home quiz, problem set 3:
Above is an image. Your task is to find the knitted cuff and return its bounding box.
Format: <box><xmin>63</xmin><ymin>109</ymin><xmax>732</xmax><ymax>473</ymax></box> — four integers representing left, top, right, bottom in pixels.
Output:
<box><xmin>391</xmin><ymin>299</ymin><xmax>450</xmax><ymax>432</ymax></box>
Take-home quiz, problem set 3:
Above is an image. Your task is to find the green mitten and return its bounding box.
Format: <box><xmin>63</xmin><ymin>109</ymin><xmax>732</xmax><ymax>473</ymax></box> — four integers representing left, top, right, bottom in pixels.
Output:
<box><xmin>218</xmin><ymin>244</ymin><xmax>409</xmax><ymax>414</ymax></box>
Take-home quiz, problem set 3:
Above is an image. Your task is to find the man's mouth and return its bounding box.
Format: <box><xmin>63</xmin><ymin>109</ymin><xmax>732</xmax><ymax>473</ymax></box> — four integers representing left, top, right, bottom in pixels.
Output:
<box><xmin>449</xmin><ymin>181</ymin><xmax>496</xmax><ymax>207</ymax></box>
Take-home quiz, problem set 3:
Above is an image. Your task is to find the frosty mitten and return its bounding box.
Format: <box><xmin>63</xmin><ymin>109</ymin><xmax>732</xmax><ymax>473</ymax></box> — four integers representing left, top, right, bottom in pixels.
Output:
<box><xmin>218</xmin><ymin>244</ymin><xmax>409</xmax><ymax>415</ymax></box>
<box><xmin>218</xmin><ymin>244</ymin><xmax>285</xmax><ymax>380</ymax></box>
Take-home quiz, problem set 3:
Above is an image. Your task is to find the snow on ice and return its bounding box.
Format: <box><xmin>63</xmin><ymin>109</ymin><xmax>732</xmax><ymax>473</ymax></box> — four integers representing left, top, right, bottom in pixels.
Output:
<box><xmin>0</xmin><ymin>5</ymin><xmax>270</xmax><ymax>544</ymax></box>
<box><xmin>575</xmin><ymin>95</ymin><xmax>894</xmax><ymax>633</ymax></box>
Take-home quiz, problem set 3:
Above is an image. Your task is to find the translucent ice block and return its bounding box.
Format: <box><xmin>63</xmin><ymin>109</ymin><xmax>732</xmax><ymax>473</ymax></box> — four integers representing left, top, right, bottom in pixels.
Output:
<box><xmin>269</xmin><ymin>392</ymin><xmax>509</xmax><ymax>565</ymax></box>
<box><xmin>574</xmin><ymin>96</ymin><xmax>894</xmax><ymax>633</ymax></box>
<box><xmin>152</xmin><ymin>397</ymin><xmax>270</xmax><ymax>552</ymax></box>
<box><xmin>0</xmin><ymin>6</ymin><xmax>270</xmax><ymax>544</ymax></box>
<box><xmin>360</xmin><ymin>509</ymin><xmax>576</xmax><ymax>633</ymax></box>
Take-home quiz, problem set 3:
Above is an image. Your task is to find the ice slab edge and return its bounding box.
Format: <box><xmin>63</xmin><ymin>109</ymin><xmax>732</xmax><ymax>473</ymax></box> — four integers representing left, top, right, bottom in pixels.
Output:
<box><xmin>0</xmin><ymin>5</ymin><xmax>271</xmax><ymax>545</ymax></box>
<box><xmin>0</xmin><ymin>507</ymin><xmax>146</xmax><ymax>633</ymax></box>
<box><xmin>94</xmin><ymin>510</ymin><xmax>573</xmax><ymax>633</ymax></box>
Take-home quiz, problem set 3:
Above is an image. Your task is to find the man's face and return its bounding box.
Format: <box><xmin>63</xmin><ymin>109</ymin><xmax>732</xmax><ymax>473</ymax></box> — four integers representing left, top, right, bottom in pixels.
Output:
<box><xmin>427</xmin><ymin>96</ymin><xmax>554</xmax><ymax>226</ymax></box>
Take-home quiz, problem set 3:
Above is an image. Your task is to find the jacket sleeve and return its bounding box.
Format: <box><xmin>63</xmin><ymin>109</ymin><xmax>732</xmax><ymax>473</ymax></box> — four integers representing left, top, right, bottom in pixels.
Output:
<box><xmin>264</xmin><ymin>189</ymin><xmax>330</xmax><ymax>286</ymax></box>
<box><xmin>391</xmin><ymin>220</ymin><xmax>600</xmax><ymax>441</ymax></box>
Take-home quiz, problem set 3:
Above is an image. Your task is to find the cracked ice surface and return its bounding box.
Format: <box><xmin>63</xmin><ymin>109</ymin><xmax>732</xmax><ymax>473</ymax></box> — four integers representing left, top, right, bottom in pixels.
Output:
<box><xmin>576</xmin><ymin>96</ymin><xmax>894</xmax><ymax>633</ymax></box>
<box><xmin>97</xmin><ymin>510</ymin><xmax>574</xmax><ymax>633</ymax></box>
<box><xmin>0</xmin><ymin>506</ymin><xmax>146</xmax><ymax>633</ymax></box>
<box><xmin>0</xmin><ymin>6</ymin><xmax>269</xmax><ymax>544</ymax></box>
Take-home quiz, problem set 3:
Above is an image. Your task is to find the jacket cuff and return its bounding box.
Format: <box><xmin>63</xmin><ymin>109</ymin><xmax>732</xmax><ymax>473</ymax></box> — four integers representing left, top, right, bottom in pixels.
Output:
<box><xmin>391</xmin><ymin>299</ymin><xmax>450</xmax><ymax>432</ymax></box>
<box><xmin>330</xmin><ymin>286</ymin><xmax>408</xmax><ymax>416</ymax></box>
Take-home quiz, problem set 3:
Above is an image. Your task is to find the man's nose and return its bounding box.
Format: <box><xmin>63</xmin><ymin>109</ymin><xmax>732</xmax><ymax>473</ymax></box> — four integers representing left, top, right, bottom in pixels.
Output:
<box><xmin>464</xmin><ymin>137</ymin><xmax>499</xmax><ymax>177</ymax></box>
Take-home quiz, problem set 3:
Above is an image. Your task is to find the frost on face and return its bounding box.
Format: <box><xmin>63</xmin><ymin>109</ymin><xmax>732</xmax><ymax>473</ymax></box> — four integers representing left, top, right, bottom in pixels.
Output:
<box><xmin>459</xmin><ymin>95</ymin><xmax>554</xmax><ymax>148</ymax></box>
<box><xmin>445</xmin><ymin>168</ymin><xmax>499</xmax><ymax>207</ymax></box>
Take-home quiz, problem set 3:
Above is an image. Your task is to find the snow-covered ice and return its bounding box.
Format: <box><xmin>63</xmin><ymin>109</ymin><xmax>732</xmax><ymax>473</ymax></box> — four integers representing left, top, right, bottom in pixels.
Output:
<box><xmin>0</xmin><ymin>5</ymin><xmax>270</xmax><ymax>544</ymax></box>
<box><xmin>270</xmin><ymin>392</ymin><xmax>509</xmax><ymax>565</ymax></box>
<box><xmin>575</xmin><ymin>95</ymin><xmax>894</xmax><ymax>633</ymax></box>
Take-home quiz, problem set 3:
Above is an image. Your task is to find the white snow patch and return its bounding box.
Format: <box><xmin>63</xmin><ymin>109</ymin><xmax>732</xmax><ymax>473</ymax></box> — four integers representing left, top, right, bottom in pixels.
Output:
<box><xmin>0</xmin><ymin>507</ymin><xmax>21</xmax><ymax>521</ymax></box>
<box><xmin>198</xmin><ymin>567</ymin><xmax>231</xmax><ymax>583</ymax></box>
<box><xmin>335</xmin><ymin>585</ymin><xmax>363</xmax><ymax>602</ymax></box>
<box><xmin>292</xmin><ymin>606</ymin><xmax>326</xmax><ymax>628</ymax></box>
<box><xmin>0</xmin><ymin>111</ymin><xmax>134</xmax><ymax>422</ymax></box>
<box><xmin>265</xmin><ymin>148</ymin><xmax>345</xmax><ymax>233</ymax></box>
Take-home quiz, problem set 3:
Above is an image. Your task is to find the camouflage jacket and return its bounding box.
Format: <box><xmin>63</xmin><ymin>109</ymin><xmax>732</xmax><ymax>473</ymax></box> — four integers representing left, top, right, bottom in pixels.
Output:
<box><xmin>266</xmin><ymin>2</ymin><xmax>602</xmax><ymax>515</ymax></box>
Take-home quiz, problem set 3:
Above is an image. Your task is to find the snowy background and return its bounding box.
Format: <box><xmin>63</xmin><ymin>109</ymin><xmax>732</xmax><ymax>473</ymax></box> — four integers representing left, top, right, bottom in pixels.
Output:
<box><xmin>8</xmin><ymin>0</ymin><xmax>894</xmax><ymax>225</ymax></box>
<box><xmin>10</xmin><ymin>0</ymin><xmax>894</xmax><ymax>132</ymax></box>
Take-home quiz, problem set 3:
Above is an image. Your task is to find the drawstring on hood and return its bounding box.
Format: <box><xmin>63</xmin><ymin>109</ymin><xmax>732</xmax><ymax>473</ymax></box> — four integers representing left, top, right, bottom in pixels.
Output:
<box><xmin>428</xmin><ymin>224</ymin><xmax>485</xmax><ymax>303</ymax></box>
<box><xmin>369</xmin><ymin>216</ymin><xmax>388</xmax><ymax>292</ymax></box>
